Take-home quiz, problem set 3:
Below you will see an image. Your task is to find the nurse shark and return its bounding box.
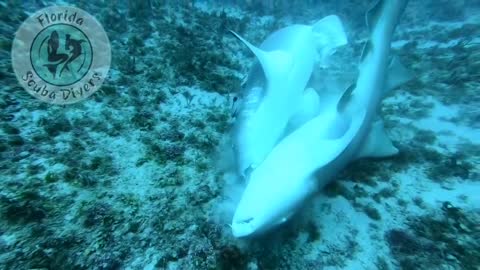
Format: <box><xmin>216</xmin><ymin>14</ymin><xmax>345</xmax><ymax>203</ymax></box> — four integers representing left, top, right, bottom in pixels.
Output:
<box><xmin>232</xmin><ymin>0</ymin><xmax>412</xmax><ymax>237</ymax></box>
<box><xmin>231</xmin><ymin>15</ymin><xmax>348</xmax><ymax>179</ymax></box>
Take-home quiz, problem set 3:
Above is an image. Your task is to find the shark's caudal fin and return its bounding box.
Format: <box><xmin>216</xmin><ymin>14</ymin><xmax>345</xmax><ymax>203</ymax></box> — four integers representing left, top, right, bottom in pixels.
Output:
<box><xmin>230</xmin><ymin>30</ymin><xmax>292</xmax><ymax>85</ymax></box>
<box><xmin>312</xmin><ymin>15</ymin><xmax>348</xmax><ymax>63</ymax></box>
<box><xmin>385</xmin><ymin>56</ymin><xmax>414</xmax><ymax>93</ymax></box>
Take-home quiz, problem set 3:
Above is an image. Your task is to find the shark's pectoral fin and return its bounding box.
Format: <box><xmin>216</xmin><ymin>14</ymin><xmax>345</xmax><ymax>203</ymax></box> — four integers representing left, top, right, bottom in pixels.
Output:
<box><xmin>312</xmin><ymin>15</ymin><xmax>348</xmax><ymax>63</ymax></box>
<box><xmin>385</xmin><ymin>56</ymin><xmax>414</xmax><ymax>93</ymax></box>
<box><xmin>230</xmin><ymin>30</ymin><xmax>292</xmax><ymax>82</ymax></box>
<box><xmin>356</xmin><ymin>119</ymin><xmax>398</xmax><ymax>159</ymax></box>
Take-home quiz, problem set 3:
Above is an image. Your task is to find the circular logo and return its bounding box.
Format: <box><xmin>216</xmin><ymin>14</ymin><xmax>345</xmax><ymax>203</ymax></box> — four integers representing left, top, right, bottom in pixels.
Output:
<box><xmin>12</xmin><ymin>6</ymin><xmax>111</xmax><ymax>105</ymax></box>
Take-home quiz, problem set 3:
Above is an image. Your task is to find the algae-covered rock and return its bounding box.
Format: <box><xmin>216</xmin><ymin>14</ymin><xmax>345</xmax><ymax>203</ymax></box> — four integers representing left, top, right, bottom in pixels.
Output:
<box><xmin>387</xmin><ymin>202</ymin><xmax>480</xmax><ymax>270</ymax></box>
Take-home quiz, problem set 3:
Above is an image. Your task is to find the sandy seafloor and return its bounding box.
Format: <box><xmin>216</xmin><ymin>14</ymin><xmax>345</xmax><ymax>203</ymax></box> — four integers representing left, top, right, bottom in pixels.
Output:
<box><xmin>0</xmin><ymin>1</ymin><xmax>479</xmax><ymax>269</ymax></box>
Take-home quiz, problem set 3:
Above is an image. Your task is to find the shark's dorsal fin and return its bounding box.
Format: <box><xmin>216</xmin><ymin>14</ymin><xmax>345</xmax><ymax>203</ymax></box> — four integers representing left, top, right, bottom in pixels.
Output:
<box><xmin>230</xmin><ymin>30</ymin><xmax>292</xmax><ymax>84</ymax></box>
<box><xmin>366</xmin><ymin>0</ymin><xmax>384</xmax><ymax>32</ymax></box>
<box><xmin>385</xmin><ymin>56</ymin><xmax>414</xmax><ymax>93</ymax></box>
<box><xmin>337</xmin><ymin>83</ymin><xmax>356</xmax><ymax>113</ymax></box>
<box><xmin>356</xmin><ymin>119</ymin><xmax>398</xmax><ymax>159</ymax></box>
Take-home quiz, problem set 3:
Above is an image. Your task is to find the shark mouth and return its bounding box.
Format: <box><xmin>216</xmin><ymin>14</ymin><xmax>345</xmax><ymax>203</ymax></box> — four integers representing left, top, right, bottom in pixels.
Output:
<box><xmin>231</xmin><ymin>217</ymin><xmax>256</xmax><ymax>237</ymax></box>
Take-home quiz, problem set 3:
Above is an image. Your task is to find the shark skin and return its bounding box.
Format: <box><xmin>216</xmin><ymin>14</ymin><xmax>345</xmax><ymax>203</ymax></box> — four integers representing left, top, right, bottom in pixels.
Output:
<box><xmin>232</xmin><ymin>106</ymin><xmax>366</xmax><ymax>237</ymax></box>
<box><xmin>231</xmin><ymin>15</ymin><xmax>347</xmax><ymax>180</ymax></box>
<box><xmin>231</xmin><ymin>0</ymin><xmax>410</xmax><ymax>238</ymax></box>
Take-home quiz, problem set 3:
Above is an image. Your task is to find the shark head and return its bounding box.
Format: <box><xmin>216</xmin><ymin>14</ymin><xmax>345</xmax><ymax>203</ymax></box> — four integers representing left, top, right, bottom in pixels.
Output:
<box><xmin>231</xmin><ymin>161</ymin><xmax>317</xmax><ymax>237</ymax></box>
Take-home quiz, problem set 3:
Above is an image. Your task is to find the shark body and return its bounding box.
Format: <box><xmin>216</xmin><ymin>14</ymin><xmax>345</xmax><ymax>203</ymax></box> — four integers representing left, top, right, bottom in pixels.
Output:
<box><xmin>232</xmin><ymin>0</ymin><xmax>411</xmax><ymax>237</ymax></box>
<box><xmin>231</xmin><ymin>16</ymin><xmax>347</xmax><ymax>179</ymax></box>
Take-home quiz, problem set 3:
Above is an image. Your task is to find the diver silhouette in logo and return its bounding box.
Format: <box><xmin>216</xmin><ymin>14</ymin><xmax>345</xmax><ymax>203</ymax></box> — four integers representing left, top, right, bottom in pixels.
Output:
<box><xmin>43</xmin><ymin>30</ymin><xmax>86</xmax><ymax>79</ymax></box>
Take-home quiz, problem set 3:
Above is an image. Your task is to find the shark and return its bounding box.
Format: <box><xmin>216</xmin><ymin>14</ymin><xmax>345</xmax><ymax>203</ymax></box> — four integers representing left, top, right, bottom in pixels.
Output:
<box><xmin>231</xmin><ymin>0</ymin><xmax>412</xmax><ymax>237</ymax></box>
<box><xmin>231</xmin><ymin>15</ymin><xmax>348</xmax><ymax>180</ymax></box>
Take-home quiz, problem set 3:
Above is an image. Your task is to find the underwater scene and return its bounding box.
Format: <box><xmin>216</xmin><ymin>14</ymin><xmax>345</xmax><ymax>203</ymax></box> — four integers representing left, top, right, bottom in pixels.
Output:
<box><xmin>0</xmin><ymin>0</ymin><xmax>479</xmax><ymax>269</ymax></box>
